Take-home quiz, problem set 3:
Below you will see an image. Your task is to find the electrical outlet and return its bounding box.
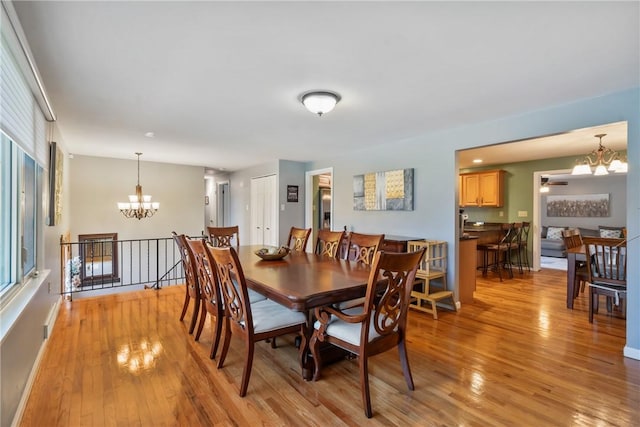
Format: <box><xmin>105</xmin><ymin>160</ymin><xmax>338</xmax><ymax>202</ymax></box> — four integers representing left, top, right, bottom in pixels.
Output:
<box><xmin>518</xmin><ymin>210</ymin><xmax>528</xmax><ymax>217</ymax></box>
<box><xmin>499</xmin><ymin>211</ymin><xmax>504</xmax><ymax>217</ymax></box>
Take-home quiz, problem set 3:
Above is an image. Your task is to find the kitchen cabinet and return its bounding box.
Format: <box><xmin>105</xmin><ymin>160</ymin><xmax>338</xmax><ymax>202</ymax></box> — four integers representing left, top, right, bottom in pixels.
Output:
<box><xmin>459</xmin><ymin>170</ymin><xmax>505</xmax><ymax>207</ymax></box>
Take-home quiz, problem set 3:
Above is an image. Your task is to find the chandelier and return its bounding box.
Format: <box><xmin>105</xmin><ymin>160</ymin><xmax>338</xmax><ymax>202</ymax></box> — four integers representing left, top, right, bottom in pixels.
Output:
<box><xmin>117</xmin><ymin>153</ymin><xmax>159</xmax><ymax>219</ymax></box>
<box><xmin>571</xmin><ymin>134</ymin><xmax>627</xmax><ymax>176</ymax></box>
<box><xmin>301</xmin><ymin>91</ymin><xmax>341</xmax><ymax>116</ymax></box>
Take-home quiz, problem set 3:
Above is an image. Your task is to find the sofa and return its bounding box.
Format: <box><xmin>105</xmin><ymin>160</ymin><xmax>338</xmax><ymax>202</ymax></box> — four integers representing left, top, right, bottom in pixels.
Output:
<box><xmin>540</xmin><ymin>226</ymin><xmax>624</xmax><ymax>258</ymax></box>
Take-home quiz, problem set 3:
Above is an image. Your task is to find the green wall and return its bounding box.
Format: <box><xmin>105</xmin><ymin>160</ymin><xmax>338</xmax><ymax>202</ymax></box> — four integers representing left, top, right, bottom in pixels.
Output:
<box><xmin>460</xmin><ymin>154</ymin><xmax>611</xmax><ymax>223</ymax></box>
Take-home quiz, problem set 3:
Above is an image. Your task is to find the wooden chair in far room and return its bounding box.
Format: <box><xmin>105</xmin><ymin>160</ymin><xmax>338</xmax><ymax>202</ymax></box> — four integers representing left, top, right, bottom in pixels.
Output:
<box><xmin>517</xmin><ymin>221</ymin><xmax>531</xmax><ymax>271</ymax></box>
<box><xmin>186</xmin><ymin>238</ymin><xmax>224</xmax><ymax>358</ymax></box>
<box><xmin>310</xmin><ymin>248</ymin><xmax>426</xmax><ymax>418</ymax></box>
<box><xmin>207</xmin><ymin>225</ymin><xmax>240</xmax><ymax>248</ymax></box>
<box><xmin>172</xmin><ymin>232</ymin><xmax>200</xmax><ymax>334</ymax></box>
<box><xmin>583</xmin><ymin>237</ymin><xmax>627</xmax><ymax>323</ymax></box>
<box><xmin>209</xmin><ymin>246</ymin><xmax>306</xmax><ymax>397</ymax></box>
<box><xmin>287</xmin><ymin>226</ymin><xmax>312</xmax><ymax>252</ymax></box>
<box><xmin>407</xmin><ymin>240</ymin><xmax>456</xmax><ymax>319</ymax></box>
<box><xmin>562</xmin><ymin>228</ymin><xmax>589</xmax><ymax>297</ymax></box>
<box><xmin>315</xmin><ymin>229</ymin><xmax>346</xmax><ymax>258</ymax></box>
<box><xmin>477</xmin><ymin>223</ymin><xmax>515</xmax><ymax>281</ymax></box>
<box><xmin>508</xmin><ymin>222</ymin><xmax>524</xmax><ymax>273</ymax></box>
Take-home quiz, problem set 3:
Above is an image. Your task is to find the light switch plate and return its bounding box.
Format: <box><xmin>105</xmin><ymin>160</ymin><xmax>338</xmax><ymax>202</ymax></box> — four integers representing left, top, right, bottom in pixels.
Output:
<box><xmin>518</xmin><ymin>210</ymin><xmax>528</xmax><ymax>217</ymax></box>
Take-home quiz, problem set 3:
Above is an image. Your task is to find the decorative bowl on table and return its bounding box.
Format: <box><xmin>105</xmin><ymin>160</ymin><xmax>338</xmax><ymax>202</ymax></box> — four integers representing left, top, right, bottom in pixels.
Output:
<box><xmin>254</xmin><ymin>246</ymin><xmax>291</xmax><ymax>261</ymax></box>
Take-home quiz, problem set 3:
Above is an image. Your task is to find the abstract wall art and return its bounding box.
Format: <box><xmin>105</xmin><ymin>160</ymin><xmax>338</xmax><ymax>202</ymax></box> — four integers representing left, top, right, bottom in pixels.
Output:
<box><xmin>353</xmin><ymin>168</ymin><xmax>413</xmax><ymax>211</ymax></box>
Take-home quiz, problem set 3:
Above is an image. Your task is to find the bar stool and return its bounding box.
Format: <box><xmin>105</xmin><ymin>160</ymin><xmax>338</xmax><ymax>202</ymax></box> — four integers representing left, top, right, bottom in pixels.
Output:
<box><xmin>477</xmin><ymin>223</ymin><xmax>515</xmax><ymax>281</ymax></box>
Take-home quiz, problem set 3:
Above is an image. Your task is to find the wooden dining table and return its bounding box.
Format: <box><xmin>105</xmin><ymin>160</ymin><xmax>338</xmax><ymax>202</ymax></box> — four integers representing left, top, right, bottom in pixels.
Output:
<box><xmin>234</xmin><ymin>245</ymin><xmax>374</xmax><ymax>378</ymax></box>
<box><xmin>566</xmin><ymin>244</ymin><xmax>587</xmax><ymax>309</ymax></box>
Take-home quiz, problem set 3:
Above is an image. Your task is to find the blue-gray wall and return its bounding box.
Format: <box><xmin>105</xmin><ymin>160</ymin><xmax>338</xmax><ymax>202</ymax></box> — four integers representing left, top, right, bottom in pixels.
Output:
<box><xmin>301</xmin><ymin>88</ymin><xmax>639</xmax><ymax>359</ymax></box>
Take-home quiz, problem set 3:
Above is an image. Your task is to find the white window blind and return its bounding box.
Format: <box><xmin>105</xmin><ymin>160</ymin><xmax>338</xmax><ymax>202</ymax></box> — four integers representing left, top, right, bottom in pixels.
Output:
<box><xmin>0</xmin><ymin>4</ymin><xmax>48</xmax><ymax>167</ymax></box>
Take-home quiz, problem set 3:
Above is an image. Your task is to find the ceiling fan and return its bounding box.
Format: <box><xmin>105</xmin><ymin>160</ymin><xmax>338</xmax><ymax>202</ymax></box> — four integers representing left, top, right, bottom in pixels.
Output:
<box><xmin>541</xmin><ymin>177</ymin><xmax>568</xmax><ymax>186</ymax></box>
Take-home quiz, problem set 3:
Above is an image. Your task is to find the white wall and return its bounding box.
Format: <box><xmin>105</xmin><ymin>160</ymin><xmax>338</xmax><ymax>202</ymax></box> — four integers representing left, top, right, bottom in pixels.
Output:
<box><xmin>69</xmin><ymin>155</ymin><xmax>204</xmax><ymax>239</ymax></box>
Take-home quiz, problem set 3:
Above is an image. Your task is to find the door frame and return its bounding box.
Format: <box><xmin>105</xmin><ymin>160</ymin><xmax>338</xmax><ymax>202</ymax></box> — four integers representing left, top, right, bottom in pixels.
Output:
<box><xmin>305</xmin><ymin>167</ymin><xmax>334</xmax><ymax>252</ymax></box>
<box><xmin>533</xmin><ymin>167</ymin><xmax>572</xmax><ymax>271</ymax></box>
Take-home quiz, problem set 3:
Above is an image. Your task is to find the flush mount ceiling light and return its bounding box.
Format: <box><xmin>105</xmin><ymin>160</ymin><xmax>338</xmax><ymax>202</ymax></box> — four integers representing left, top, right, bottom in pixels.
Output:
<box><xmin>571</xmin><ymin>133</ymin><xmax>627</xmax><ymax>176</ymax></box>
<box><xmin>117</xmin><ymin>153</ymin><xmax>159</xmax><ymax>220</ymax></box>
<box><xmin>301</xmin><ymin>91</ymin><xmax>341</xmax><ymax>116</ymax></box>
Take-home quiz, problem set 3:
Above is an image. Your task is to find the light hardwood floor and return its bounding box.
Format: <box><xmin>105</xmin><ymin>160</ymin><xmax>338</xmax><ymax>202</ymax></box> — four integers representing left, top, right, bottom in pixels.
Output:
<box><xmin>20</xmin><ymin>268</ymin><xmax>639</xmax><ymax>426</ymax></box>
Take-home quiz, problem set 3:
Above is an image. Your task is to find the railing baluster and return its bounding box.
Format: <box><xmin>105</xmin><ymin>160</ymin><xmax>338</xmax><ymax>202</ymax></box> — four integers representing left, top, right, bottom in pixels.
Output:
<box><xmin>59</xmin><ymin>236</ymin><xmax>185</xmax><ymax>297</ymax></box>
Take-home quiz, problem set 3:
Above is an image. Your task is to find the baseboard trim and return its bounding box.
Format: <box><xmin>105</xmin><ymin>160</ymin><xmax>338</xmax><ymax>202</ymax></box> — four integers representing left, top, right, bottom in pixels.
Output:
<box><xmin>623</xmin><ymin>345</ymin><xmax>640</xmax><ymax>361</ymax></box>
<box><xmin>11</xmin><ymin>296</ymin><xmax>61</xmax><ymax>427</ymax></box>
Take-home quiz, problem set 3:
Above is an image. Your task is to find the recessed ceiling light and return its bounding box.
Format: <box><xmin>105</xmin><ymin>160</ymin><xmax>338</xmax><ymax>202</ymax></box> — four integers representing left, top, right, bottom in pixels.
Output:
<box><xmin>144</xmin><ymin>132</ymin><xmax>155</xmax><ymax>138</ymax></box>
<box><xmin>472</xmin><ymin>159</ymin><xmax>483</xmax><ymax>164</ymax></box>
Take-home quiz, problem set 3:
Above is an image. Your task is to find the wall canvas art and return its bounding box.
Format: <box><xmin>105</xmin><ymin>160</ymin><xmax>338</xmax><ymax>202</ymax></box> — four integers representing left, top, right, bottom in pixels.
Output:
<box><xmin>47</xmin><ymin>141</ymin><xmax>63</xmax><ymax>226</ymax></box>
<box><xmin>546</xmin><ymin>193</ymin><xmax>610</xmax><ymax>217</ymax></box>
<box><xmin>353</xmin><ymin>168</ymin><xmax>413</xmax><ymax>211</ymax></box>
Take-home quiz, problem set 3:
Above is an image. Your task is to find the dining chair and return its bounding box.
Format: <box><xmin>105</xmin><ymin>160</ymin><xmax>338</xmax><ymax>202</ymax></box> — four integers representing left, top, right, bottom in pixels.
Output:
<box><xmin>337</xmin><ymin>232</ymin><xmax>385</xmax><ymax>309</ymax></box>
<box><xmin>343</xmin><ymin>232</ymin><xmax>384</xmax><ymax>264</ymax></box>
<box><xmin>583</xmin><ymin>237</ymin><xmax>627</xmax><ymax>323</ymax></box>
<box><xmin>509</xmin><ymin>222</ymin><xmax>524</xmax><ymax>274</ymax></box>
<box><xmin>315</xmin><ymin>229</ymin><xmax>346</xmax><ymax>258</ymax></box>
<box><xmin>562</xmin><ymin>228</ymin><xmax>588</xmax><ymax>297</ymax></box>
<box><xmin>209</xmin><ymin>246</ymin><xmax>307</xmax><ymax>397</ymax></box>
<box><xmin>186</xmin><ymin>238</ymin><xmax>225</xmax><ymax>359</ymax></box>
<box><xmin>287</xmin><ymin>226</ymin><xmax>312</xmax><ymax>252</ymax></box>
<box><xmin>207</xmin><ymin>225</ymin><xmax>240</xmax><ymax>248</ymax></box>
<box><xmin>477</xmin><ymin>223</ymin><xmax>515</xmax><ymax>281</ymax></box>
<box><xmin>172</xmin><ymin>232</ymin><xmax>200</xmax><ymax>334</ymax></box>
<box><xmin>310</xmin><ymin>248</ymin><xmax>425</xmax><ymax>418</ymax></box>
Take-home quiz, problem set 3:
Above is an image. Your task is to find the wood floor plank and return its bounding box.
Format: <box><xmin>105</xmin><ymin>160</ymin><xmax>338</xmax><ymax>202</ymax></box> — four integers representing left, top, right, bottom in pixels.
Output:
<box><xmin>19</xmin><ymin>268</ymin><xmax>640</xmax><ymax>426</ymax></box>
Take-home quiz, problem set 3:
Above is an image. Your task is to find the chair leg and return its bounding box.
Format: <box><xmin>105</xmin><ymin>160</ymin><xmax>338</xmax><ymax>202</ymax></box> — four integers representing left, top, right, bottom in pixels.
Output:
<box><xmin>188</xmin><ymin>296</ymin><xmax>200</xmax><ymax>334</ymax></box>
<box><xmin>239</xmin><ymin>340</ymin><xmax>256</xmax><ymax>397</ymax></box>
<box><xmin>589</xmin><ymin>288</ymin><xmax>595</xmax><ymax>323</ymax></box>
<box><xmin>194</xmin><ymin>303</ymin><xmax>207</xmax><ymax>341</ymax></box>
<box><xmin>397</xmin><ymin>339</ymin><xmax>415</xmax><ymax>391</ymax></box>
<box><xmin>209</xmin><ymin>314</ymin><xmax>223</xmax><ymax>359</ymax></box>
<box><xmin>217</xmin><ymin>319</ymin><xmax>232</xmax><ymax>369</ymax></box>
<box><xmin>179</xmin><ymin>292</ymin><xmax>190</xmax><ymax>321</ymax></box>
<box><xmin>359</xmin><ymin>354</ymin><xmax>373</xmax><ymax>418</ymax></box>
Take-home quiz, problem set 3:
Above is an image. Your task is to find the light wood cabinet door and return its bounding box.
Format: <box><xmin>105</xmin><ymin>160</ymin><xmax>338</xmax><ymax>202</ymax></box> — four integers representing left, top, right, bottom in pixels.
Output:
<box><xmin>459</xmin><ymin>170</ymin><xmax>504</xmax><ymax>207</ymax></box>
<box><xmin>461</xmin><ymin>174</ymin><xmax>480</xmax><ymax>206</ymax></box>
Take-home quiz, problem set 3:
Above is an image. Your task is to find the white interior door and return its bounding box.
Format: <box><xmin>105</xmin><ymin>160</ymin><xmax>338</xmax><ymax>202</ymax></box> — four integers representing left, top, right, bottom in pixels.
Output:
<box><xmin>250</xmin><ymin>175</ymin><xmax>277</xmax><ymax>246</ymax></box>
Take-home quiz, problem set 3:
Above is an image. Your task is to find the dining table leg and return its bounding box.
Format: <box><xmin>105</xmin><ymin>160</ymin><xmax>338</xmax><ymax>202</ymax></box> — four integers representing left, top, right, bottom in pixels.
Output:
<box><xmin>566</xmin><ymin>252</ymin><xmax>576</xmax><ymax>309</ymax></box>
<box><xmin>298</xmin><ymin>311</ymin><xmax>314</xmax><ymax>381</ymax></box>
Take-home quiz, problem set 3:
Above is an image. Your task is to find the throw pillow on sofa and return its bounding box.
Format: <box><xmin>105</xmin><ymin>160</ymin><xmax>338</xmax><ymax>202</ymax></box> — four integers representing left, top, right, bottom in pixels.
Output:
<box><xmin>546</xmin><ymin>226</ymin><xmax>564</xmax><ymax>240</ymax></box>
<box><xmin>599</xmin><ymin>225</ymin><xmax>624</xmax><ymax>238</ymax></box>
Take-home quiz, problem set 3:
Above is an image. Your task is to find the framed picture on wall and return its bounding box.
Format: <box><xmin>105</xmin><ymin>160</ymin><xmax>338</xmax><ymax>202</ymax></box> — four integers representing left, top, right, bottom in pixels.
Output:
<box><xmin>287</xmin><ymin>185</ymin><xmax>299</xmax><ymax>202</ymax></box>
<box><xmin>546</xmin><ymin>193</ymin><xmax>610</xmax><ymax>217</ymax></box>
<box><xmin>47</xmin><ymin>141</ymin><xmax>63</xmax><ymax>226</ymax></box>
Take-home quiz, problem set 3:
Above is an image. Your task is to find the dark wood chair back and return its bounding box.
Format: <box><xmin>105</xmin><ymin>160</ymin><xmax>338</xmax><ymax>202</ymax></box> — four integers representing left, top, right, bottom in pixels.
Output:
<box><xmin>208</xmin><ymin>246</ymin><xmax>306</xmax><ymax>397</ymax></box>
<box><xmin>344</xmin><ymin>232</ymin><xmax>384</xmax><ymax>265</ymax></box>
<box><xmin>207</xmin><ymin>225</ymin><xmax>239</xmax><ymax>248</ymax></box>
<box><xmin>172</xmin><ymin>232</ymin><xmax>200</xmax><ymax>334</ymax></box>
<box><xmin>315</xmin><ymin>229</ymin><xmax>346</xmax><ymax>258</ymax></box>
<box><xmin>310</xmin><ymin>248</ymin><xmax>426</xmax><ymax>418</ymax></box>
<box><xmin>185</xmin><ymin>238</ymin><xmax>224</xmax><ymax>357</ymax></box>
<box><xmin>287</xmin><ymin>227</ymin><xmax>311</xmax><ymax>252</ymax></box>
<box><xmin>582</xmin><ymin>236</ymin><xmax>627</xmax><ymax>323</ymax></box>
<box><xmin>562</xmin><ymin>228</ymin><xmax>583</xmax><ymax>250</ymax></box>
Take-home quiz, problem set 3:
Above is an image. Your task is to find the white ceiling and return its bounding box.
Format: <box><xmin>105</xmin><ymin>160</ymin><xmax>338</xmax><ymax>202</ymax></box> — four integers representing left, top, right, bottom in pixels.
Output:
<box><xmin>11</xmin><ymin>1</ymin><xmax>639</xmax><ymax>171</ymax></box>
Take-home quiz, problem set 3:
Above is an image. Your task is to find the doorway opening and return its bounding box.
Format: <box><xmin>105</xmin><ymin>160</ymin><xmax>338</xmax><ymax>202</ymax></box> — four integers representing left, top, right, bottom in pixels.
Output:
<box><xmin>305</xmin><ymin>167</ymin><xmax>333</xmax><ymax>252</ymax></box>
